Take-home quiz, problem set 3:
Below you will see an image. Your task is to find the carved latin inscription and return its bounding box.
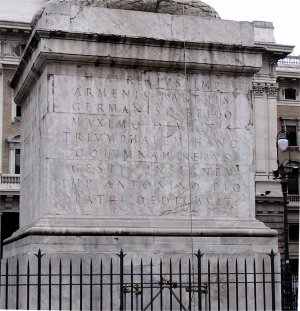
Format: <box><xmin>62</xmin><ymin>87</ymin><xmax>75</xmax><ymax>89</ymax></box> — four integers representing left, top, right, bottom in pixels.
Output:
<box><xmin>47</xmin><ymin>67</ymin><xmax>253</xmax><ymax>218</ymax></box>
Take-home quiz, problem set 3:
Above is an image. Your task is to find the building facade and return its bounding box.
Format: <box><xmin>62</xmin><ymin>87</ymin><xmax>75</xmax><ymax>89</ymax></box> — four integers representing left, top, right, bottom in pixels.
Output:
<box><xmin>252</xmin><ymin>22</ymin><xmax>299</xmax><ymax>275</ymax></box>
<box><xmin>0</xmin><ymin>20</ymin><xmax>32</xmax><ymax>257</ymax></box>
<box><xmin>274</xmin><ymin>56</ymin><xmax>299</xmax><ymax>273</ymax></box>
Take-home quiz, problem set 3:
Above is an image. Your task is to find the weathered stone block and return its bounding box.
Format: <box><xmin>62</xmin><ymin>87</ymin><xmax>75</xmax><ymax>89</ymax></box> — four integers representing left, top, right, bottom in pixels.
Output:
<box><xmin>6</xmin><ymin>0</ymin><xmax>277</xmax><ymax>270</ymax></box>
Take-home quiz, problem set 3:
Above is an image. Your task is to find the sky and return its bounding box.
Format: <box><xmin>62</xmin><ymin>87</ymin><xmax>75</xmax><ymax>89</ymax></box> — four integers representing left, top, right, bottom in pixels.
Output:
<box><xmin>207</xmin><ymin>0</ymin><xmax>299</xmax><ymax>55</ymax></box>
<box><xmin>0</xmin><ymin>0</ymin><xmax>299</xmax><ymax>55</ymax></box>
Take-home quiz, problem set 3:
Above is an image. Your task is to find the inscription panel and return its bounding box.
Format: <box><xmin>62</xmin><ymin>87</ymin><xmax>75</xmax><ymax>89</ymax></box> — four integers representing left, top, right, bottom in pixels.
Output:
<box><xmin>47</xmin><ymin>67</ymin><xmax>253</xmax><ymax>218</ymax></box>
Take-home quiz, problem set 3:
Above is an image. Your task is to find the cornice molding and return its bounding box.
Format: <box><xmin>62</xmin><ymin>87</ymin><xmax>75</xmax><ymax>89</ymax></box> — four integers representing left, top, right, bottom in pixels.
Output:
<box><xmin>11</xmin><ymin>30</ymin><xmax>265</xmax><ymax>101</ymax></box>
<box><xmin>0</xmin><ymin>20</ymin><xmax>31</xmax><ymax>33</ymax></box>
<box><xmin>254</xmin><ymin>42</ymin><xmax>294</xmax><ymax>59</ymax></box>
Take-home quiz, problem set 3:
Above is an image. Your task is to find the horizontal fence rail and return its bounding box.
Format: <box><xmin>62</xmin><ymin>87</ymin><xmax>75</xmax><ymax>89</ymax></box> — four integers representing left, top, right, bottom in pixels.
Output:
<box><xmin>0</xmin><ymin>249</ymin><xmax>296</xmax><ymax>310</ymax></box>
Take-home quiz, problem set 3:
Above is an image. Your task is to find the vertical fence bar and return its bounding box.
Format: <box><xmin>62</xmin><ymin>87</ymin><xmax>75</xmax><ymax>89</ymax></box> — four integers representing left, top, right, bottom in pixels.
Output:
<box><xmin>100</xmin><ymin>260</ymin><xmax>103</xmax><ymax>311</ymax></box>
<box><xmin>49</xmin><ymin>259</ymin><xmax>52</xmax><ymax>310</ymax></box>
<box><xmin>140</xmin><ymin>259</ymin><xmax>144</xmax><ymax>311</ymax></box>
<box><xmin>5</xmin><ymin>259</ymin><xmax>8</xmax><ymax>310</ymax></box>
<box><xmin>208</xmin><ymin>260</ymin><xmax>211</xmax><ymax>311</ymax></box>
<box><xmin>160</xmin><ymin>259</ymin><xmax>163</xmax><ymax>311</ymax></box>
<box><xmin>262</xmin><ymin>259</ymin><xmax>266</xmax><ymax>311</ymax></box>
<box><xmin>280</xmin><ymin>260</ymin><xmax>284</xmax><ymax>311</ymax></box>
<box><xmin>16</xmin><ymin>259</ymin><xmax>19</xmax><ymax>310</ymax></box>
<box><xmin>90</xmin><ymin>259</ymin><xmax>93</xmax><ymax>311</ymax></box>
<box><xmin>253</xmin><ymin>259</ymin><xmax>257</xmax><ymax>311</ymax></box>
<box><xmin>217</xmin><ymin>258</ymin><xmax>220</xmax><ymax>311</ymax></box>
<box><xmin>188</xmin><ymin>259</ymin><xmax>192</xmax><ymax>311</ymax></box>
<box><xmin>135</xmin><ymin>290</ymin><xmax>139</xmax><ymax>311</ymax></box>
<box><xmin>170</xmin><ymin>259</ymin><xmax>173</xmax><ymax>311</ymax></box>
<box><xmin>130</xmin><ymin>260</ymin><xmax>133</xmax><ymax>311</ymax></box>
<box><xmin>0</xmin><ymin>258</ymin><xmax>1</xmax><ymax>296</ymax></box>
<box><xmin>244</xmin><ymin>259</ymin><xmax>248</xmax><ymax>311</ymax></box>
<box><xmin>226</xmin><ymin>259</ymin><xmax>229</xmax><ymax>311</ymax></box>
<box><xmin>34</xmin><ymin>249</ymin><xmax>44</xmax><ymax>310</ymax></box>
<box><xmin>110</xmin><ymin>259</ymin><xmax>113</xmax><ymax>311</ymax></box>
<box><xmin>179</xmin><ymin>259</ymin><xmax>182</xmax><ymax>311</ymax></box>
<box><xmin>269</xmin><ymin>250</ymin><xmax>276</xmax><ymax>311</ymax></box>
<box><xmin>235</xmin><ymin>259</ymin><xmax>239</xmax><ymax>311</ymax></box>
<box><xmin>124</xmin><ymin>284</ymin><xmax>127</xmax><ymax>311</ymax></box>
<box><xmin>150</xmin><ymin>259</ymin><xmax>153</xmax><ymax>311</ymax></box>
<box><xmin>196</xmin><ymin>250</ymin><xmax>202</xmax><ymax>311</ymax></box>
<box><xmin>80</xmin><ymin>259</ymin><xmax>83</xmax><ymax>311</ymax></box>
<box><xmin>69</xmin><ymin>260</ymin><xmax>72</xmax><ymax>311</ymax></box>
<box><xmin>27</xmin><ymin>260</ymin><xmax>30</xmax><ymax>310</ymax></box>
<box><xmin>118</xmin><ymin>250</ymin><xmax>125</xmax><ymax>311</ymax></box>
<box><xmin>59</xmin><ymin>259</ymin><xmax>62</xmax><ymax>311</ymax></box>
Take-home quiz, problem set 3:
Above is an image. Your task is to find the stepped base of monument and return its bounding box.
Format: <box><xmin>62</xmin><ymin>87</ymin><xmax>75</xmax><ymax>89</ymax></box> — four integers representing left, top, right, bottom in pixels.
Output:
<box><xmin>3</xmin><ymin>233</ymin><xmax>279</xmax><ymax>258</ymax></box>
<box><xmin>3</xmin><ymin>215</ymin><xmax>279</xmax><ymax>259</ymax></box>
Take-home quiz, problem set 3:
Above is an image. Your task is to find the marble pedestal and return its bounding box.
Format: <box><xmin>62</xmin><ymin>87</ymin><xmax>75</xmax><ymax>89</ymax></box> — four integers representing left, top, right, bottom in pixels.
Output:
<box><xmin>2</xmin><ymin>2</ymin><xmax>280</xmax><ymax>309</ymax></box>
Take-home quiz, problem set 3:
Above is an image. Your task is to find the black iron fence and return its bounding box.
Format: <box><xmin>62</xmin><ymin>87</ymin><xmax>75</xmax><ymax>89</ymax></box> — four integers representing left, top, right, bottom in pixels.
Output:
<box><xmin>0</xmin><ymin>249</ymin><xmax>297</xmax><ymax>310</ymax></box>
<box><xmin>281</xmin><ymin>260</ymin><xmax>298</xmax><ymax>311</ymax></box>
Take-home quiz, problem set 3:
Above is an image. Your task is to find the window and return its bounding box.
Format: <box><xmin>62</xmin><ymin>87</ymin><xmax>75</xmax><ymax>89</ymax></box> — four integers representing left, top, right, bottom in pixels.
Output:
<box><xmin>11</xmin><ymin>94</ymin><xmax>22</xmax><ymax>121</ymax></box>
<box><xmin>16</xmin><ymin>104</ymin><xmax>22</xmax><ymax>117</ymax></box>
<box><xmin>14</xmin><ymin>44</ymin><xmax>26</xmax><ymax>57</ymax></box>
<box><xmin>288</xmin><ymin>176</ymin><xmax>299</xmax><ymax>195</ymax></box>
<box><xmin>289</xmin><ymin>224</ymin><xmax>299</xmax><ymax>242</ymax></box>
<box><xmin>280</xmin><ymin>119</ymin><xmax>299</xmax><ymax>147</ymax></box>
<box><xmin>290</xmin><ymin>259</ymin><xmax>299</xmax><ymax>274</ymax></box>
<box><xmin>285</xmin><ymin>88</ymin><xmax>297</xmax><ymax>100</ymax></box>
<box><xmin>286</xmin><ymin>125</ymin><xmax>297</xmax><ymax>146</ymax></box>
<box><xmin>15</xmin><ymin>149</ymin><xmax>20</xmax><ymax>174</ymax></box>
<box><xmin>1</xmin><ymin>212</ymin><xmax>19</xmax><ymax>258</ymax></box>
<box><xmin>7</xmin><ymin>134</ymin><xmax>21</xmax><ymax>174</ymax></box>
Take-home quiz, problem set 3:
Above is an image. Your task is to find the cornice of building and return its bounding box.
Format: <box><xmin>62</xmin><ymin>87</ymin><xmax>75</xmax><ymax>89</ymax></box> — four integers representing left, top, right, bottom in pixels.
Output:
<box><xmin>277</xmin><ymin>72</ymin><xmax>300</xmax><ymax>80</ymax></box>
<box><xmin>276</xmin><ymin>72</ymin><xmax>300</xmax><ymax>80</ymax></box>
<box><xmin>0</xmin><ymin>20</ymin><xmax>31</xmax><ymax>36</ymax></box>
<box><xmin>255</xmin><ymin>42</ymin><xmax>294</xmax><ymax>60</ymax></box>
